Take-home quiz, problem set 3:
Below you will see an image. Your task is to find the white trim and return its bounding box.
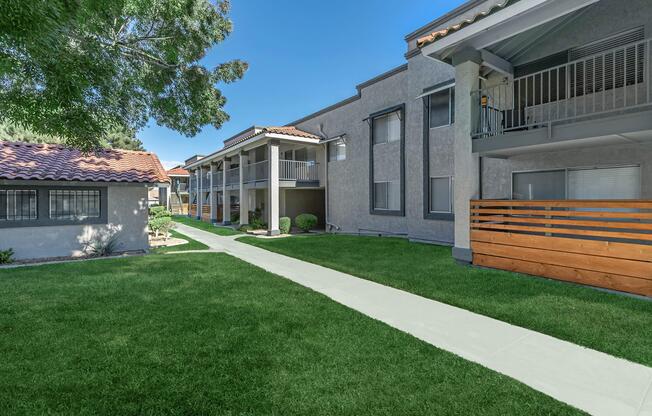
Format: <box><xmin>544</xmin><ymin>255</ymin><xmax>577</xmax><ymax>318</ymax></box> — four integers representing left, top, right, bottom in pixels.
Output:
<box><xmin>421</xmin><ymin>0</ymin><xmax>600</xmax><ymax>59</ymax></box>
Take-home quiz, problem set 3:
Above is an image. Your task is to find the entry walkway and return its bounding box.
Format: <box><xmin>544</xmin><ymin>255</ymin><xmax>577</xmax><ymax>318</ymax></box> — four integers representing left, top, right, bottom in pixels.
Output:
<box><xmin>174</xmin><ymin>223</ymin><xmax>652</xmax><ymax>416</ymax></box>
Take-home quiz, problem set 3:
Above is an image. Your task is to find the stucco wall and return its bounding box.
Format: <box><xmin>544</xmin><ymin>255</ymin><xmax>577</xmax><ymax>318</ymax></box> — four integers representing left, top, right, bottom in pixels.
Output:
<box><xmin>294</xmin><ymin>53</ymin><xmax>457</xmax><ymax>242</ymax></box>
<box><xmin>0</xmin><ymin>184</ymin><xmax>149</xmax><ymax>260</ymax></box>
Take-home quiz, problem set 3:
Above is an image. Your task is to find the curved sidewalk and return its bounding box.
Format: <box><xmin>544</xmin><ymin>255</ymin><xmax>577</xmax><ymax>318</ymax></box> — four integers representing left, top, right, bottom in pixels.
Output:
<box><xmin>174</xmin><ymin>222</ymin><xmax>652</xmax><ymax>416</ymax></box>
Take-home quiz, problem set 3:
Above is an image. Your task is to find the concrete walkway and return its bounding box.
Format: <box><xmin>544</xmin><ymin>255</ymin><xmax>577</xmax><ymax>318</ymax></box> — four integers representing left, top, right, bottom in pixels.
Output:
<box><xmin>175</xmin><ymin>223</ymin><xmax>652</xmax><ymax>416</ymax></box>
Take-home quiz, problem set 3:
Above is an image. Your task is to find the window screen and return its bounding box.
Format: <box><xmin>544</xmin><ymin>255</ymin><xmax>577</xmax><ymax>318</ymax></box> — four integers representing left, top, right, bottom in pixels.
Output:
<box><xmin>373</xmin><ymin>111</ymin><xmax>401</xmax><ymax>144</ymax></box>
<box><xmin>512</xmin><ymin>170</ymin><xmax>566</xmax><ymax>200</ymax></box>
<box><xmin>328</xmin><ymin>138</ymin><xmax>346</xmax><ymax>161</ymax></box>
<box><xmin>0</xmin><ymin>190</ymin><xmax>37</xmax><ymax>221</ymax></box>
<box><xmin>430</xmin><ymin>177</ymin><xmax>452</xmax><ymax>213</ymax></box>
<box><xmin>374</xmin><ymin>181</ymin><xmax>400</xmax><ymax>211</ymax></box>
<box><xmin>49</xmin><ymin>189</ymin><xmax>101</xmax><ymax>220</ymax></box>
<box><xmin>568</xmin><ymin>166</ymin><xmax>640</xmax><ymax>200</ymax></box>
<box><xmin>429</xmin><ymin>88</ymin><xmax>454</xmax><ymax>128</ymax></box>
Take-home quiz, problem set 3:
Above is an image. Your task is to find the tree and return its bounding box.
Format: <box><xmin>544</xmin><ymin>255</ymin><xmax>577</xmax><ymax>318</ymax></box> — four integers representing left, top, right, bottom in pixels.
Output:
<box><xmin>0</xmin><ymin>0</ymin><xmax>247</xmax><ymax>152</ymax></box>
<box><xmin>0</xmin><ymin>122</ymin><xmax>145</xmax><ymax>151</ymax></box>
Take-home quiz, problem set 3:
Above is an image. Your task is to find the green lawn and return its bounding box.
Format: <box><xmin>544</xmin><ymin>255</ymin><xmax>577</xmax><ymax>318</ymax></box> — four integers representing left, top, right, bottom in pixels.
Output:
<box><xmin>238</xmin><ymin>234</ymin><xmax>652</xmax><ymax>367</ymax></box>
<box><xmin>0</xmin><ymin>254</ymin><xmax>580</xmax><ymax>415</ymax></box>
<box><xmin>172</xmin><ymin>215</ymin><xmax>241</xmax><ymax>236</ymax></box>
<box><xmin>150</xmin><ymin>230</ymin><xmax>209</xmax><ymax>254</ymax></box>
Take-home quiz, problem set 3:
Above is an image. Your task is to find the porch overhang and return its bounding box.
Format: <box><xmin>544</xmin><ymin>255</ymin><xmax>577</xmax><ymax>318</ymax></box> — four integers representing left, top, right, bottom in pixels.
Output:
<box><xmin>420</xmin><ymin>0</ymin><xmax>599</xmax><ymax>63</ymax></box>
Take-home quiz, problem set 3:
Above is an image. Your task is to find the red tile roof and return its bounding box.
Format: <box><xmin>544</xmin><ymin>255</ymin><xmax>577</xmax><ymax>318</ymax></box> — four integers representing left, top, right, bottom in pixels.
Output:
<box><xmin>417</xmin><ymin>0</ymin><xmax>513</xmax><ymax>48</ymax></box>
<box><xmin>167</xmin><ymin>166</ymin><xmax>189</xmax><ymax>176</ymax></box>
<box><xmin>0</xmin><ymin>141</ymin><xmax>169</xmax><ymax>184</ymax></box>
<box><xmin>222</xmin><ymin>126</ymin><xmax>320</xmax><ymax>150</ymax></box>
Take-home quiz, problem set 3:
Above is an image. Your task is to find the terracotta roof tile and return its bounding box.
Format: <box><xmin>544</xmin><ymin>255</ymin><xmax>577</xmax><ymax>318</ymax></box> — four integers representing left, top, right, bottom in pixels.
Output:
<box><xmin>0</xmin><ymin>141</ymin><xmax>170</xmax><ymax>184</ymax></box>
<box><xmin>222</xmin><ymin>126</ymin><xmax>320</xmax><ymax>150</ymax></box>
<box><xmin>417</xmin><ymin>0</ymin><xmax>513</xmax><ymax>48</ymax></box>
<box><xmin>167</xmin><ymin>166</ymin><xmax>190</xmax><ymax>176</ymax></box>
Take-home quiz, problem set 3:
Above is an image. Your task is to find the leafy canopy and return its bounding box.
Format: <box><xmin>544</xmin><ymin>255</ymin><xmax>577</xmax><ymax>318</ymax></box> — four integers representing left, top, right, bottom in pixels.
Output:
<box><xmin>0</xmin><ymin>0</ymin><xmax>247</xmax><ymax>151</ymax></box>
<box><xmin>0</xmin><ymin>122</ymin><xmax>146</xmax><ymax>151</ymax></box>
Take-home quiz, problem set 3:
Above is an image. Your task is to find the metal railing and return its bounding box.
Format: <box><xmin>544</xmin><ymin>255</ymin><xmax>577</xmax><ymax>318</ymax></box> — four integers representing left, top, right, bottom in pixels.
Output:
<box><xmin>213</xmin><ymin>171</ymin><xmax>223</xmax><ymax>188</ymax></box>
<box><xmin>473</xmin><ymin>38</ymin><xmax>652</xmax><ymax>138</ymax></box>
<box><xmin>226</xmin><ymin>167</ymin><xmax>240</xmax><ymax>185</ymax></box>
<box><xmin>279</xmin><ymin>160</ymin><xmax>319</xmax><ymax>181</ymax></box>
<box><xmin>174</xmin><ymin>182</ymin><xmax>188</xmax><ymax>193</ymax></box>
<box><xmin>244</xmin><ymin>160</ymin><xmax>269</xmax><ymax>183</ymax></box>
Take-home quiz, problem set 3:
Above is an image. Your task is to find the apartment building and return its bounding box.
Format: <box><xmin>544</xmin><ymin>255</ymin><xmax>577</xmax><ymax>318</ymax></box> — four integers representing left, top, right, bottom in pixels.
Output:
<box><xmin>186</xmin><ymin>0</ymin><xmax>652</xmax><ymax>297</ymax></box>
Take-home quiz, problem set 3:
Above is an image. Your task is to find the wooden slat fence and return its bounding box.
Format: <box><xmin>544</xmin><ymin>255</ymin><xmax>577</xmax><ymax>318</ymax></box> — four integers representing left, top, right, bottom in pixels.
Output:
<box><xmin>471</xmin><ymin>200</ymin><xmax>652</xmax><ymax>297</ymax></box>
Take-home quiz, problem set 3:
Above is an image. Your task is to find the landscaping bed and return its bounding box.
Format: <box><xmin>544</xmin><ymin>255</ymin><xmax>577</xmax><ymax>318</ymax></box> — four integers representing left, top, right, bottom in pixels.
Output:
<box><xmin>238</xmin><ymin>234</ymin><xmax>652</xmax><ymax>367</ymax></box>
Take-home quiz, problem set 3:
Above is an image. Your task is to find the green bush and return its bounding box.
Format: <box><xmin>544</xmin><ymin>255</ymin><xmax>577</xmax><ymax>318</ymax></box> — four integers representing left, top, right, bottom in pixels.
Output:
<box><xmin>279</xmin><ymin>217</ymin><xmax>291</xmax><ymax>234</ymax></box>
<box><xmin>149</xmin><ymin>216</ymin><xmax>175</xmax><ymax>240</ymax></box>
<box><xmin>231</xmin><ymin>211</ymin><xmax>240</xmax><ymax>224</ymax></box>
<box><xmin>149</xmin><ymin>205</ymin><xmax>172</xmax><ymax>218</ymax></box>
<box><xmin>0</xmin><ymin>248</ymin><xmax>14</xmax><ymax>264</ymax></box>
<box><xmin>295</xmin><ymin>213</ymin><xmax>317</xmax><ymax>232</ymax></box>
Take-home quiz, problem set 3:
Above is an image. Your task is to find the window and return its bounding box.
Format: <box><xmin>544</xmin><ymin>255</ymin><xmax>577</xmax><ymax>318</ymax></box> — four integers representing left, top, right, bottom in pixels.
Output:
<box><xmin>49</xmin><ymin>190</ymin><xmax>100</xmax><ymax>220</ymax></box>
<box><xmin>568</xmin><ymin>166</ymin><xmax>640</xmax><ymax>200</ymax></box>
<box><xmin>328</xmin><ymin>138</ymin><xmax>346</xmax><ymax>162</ymax></box>
<box><xmin>429</xmin><ymin>87</ymin><xmax>455</xmax><ymax>128</ymax></box>
<box><xmin>372</xmin><ymin>111</ymin><xmax>401</xmax><ymax>144</ymax></box>
<box><xmin>512</xmin><ymin>166</ymin><xmax>640</xmax><ymax>201</ymax></box>
<box><xmin>429</xmin><ymin>177</ymin><xmax>453</xmax><ymax>213</ymax></box>
<box><xmin>0</xmin><ymin>190</ymin><xmax>37</xmax><ymax>221</ymax></box>
<box><xmin>373</xmin><ymin>181</ymin><xmax>400</xmax><ymax>211</ymax></box>
<box><xmin>513</xmin><ymin>170</ymin><xmax>566</xmax><ymax>200</ymax></box>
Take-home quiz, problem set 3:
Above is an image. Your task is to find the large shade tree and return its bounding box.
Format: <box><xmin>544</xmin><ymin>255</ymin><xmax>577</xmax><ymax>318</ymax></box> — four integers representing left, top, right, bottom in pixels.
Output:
<box><xmin>0</xmin><ymin>0</ymin><xmax>247</xmax><ymax>152</ymax></box>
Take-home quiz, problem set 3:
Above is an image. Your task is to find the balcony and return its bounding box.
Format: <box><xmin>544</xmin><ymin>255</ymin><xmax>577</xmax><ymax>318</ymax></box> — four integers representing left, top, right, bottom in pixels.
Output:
<box><xmin>279</xmin><ymin>160</ymin><xmax>319</xmax><ymax>182</ymax></box>
<box><xmin>472</xmin><ymin>38</ymin><xmax>652</xmax><ymax>155</ymax></box>
<box><xmin>226</xmin><ymin>167</ymin><xmax>240</xmax><ymax>186</ymax></box>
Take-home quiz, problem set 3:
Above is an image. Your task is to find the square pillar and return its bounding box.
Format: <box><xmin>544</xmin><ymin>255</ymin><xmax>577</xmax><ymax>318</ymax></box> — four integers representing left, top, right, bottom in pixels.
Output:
<box><xmin>267</xmin><ymin>140</ymin><xmax>280</xmax><ymax>235</ymax></box>
<box><xmin>452</xmin><ymin>53</ymin><xmax>481</xmax><ymax>263</ymax></box>
<box><xmin>222</xmin><ymin>158</ymin><xmax>231</xmax><ymax>225</ymax></box>
<box><xmin>210</xmin><ymin>162</ymin><xmax>217</xmax><ymax>223</ymax></box>
<box><xmin>196</xmin><ymin>167</ymin><xmax>202</xmax><ymax>220</ymax></box>
<box><xmin>239</xmin><ymin>151</ymin><xmax>249</xmax><ymax>225</ymax></box>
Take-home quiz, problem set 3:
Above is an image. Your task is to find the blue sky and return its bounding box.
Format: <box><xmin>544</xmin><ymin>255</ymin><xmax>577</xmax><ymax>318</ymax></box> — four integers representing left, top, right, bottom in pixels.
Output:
<box><xmin>139</xmin><ymin>0</ymin><xmax>466</xmax><ymax>169</ymax></box>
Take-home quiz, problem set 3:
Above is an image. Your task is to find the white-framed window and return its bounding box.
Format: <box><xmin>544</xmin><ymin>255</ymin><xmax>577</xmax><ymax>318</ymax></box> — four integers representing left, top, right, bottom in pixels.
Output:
<box><xmin>372</xmin><ymin>111</ymin><xmax>401</xmax><ymax>145</ymax></box>
<box><xmin>328</xmin><ymin>138</ymin><xmax>346</xmax><ymax>162</ymax></box>
<box><xmin>512</xmin><ymin>166</ymin><xmax>641</xmax><ymax>200</ymax></box>
<box><xmin>49</xmin><ymin>189</ymin><xmax>100</xmax><ymax>220</ymax></box>
<box><xmin>0</xmin><ymin>189</ymin><xmax>37</xmax><ymax>221</ymax></box>
<box><xmin>429</xmin><ymin>176</ymin><xmax>453</xmax><ymax>213</ymax></box>
<box><xmin>374</xmin><ymin>181</ymin><xmax>400</xmax><ymax>211</ymax></box>
<box><xmin>429</xmin><ymin>87</ymin><xmax>455</xmax><ymax>128</ymax></box>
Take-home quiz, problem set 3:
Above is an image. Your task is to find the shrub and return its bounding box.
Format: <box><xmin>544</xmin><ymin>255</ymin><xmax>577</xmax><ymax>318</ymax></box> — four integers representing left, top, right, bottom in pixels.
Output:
<box><xmin>279</xmin><ymin>217</ymin><xmax>291</xmax><ymax>234</ymax></box>
<box><xmin>0</xmin><ymin>248</ymin><xmax>14</xmax><ymax>264</ymax></box>
<box><xmin>149</xmin><ymin>216</ymin><xmax>176</xmax><ymax>240</ymax></box>
<box><xmin>231</xmin><ymin>211</ymin><xmax>240</xmax><ymax>224</ymax></box>
<box><xmin>295</xmin><ymin>213</ymin><xmax>317</xmax><ymax>232</ymax></box>
<box><xmin>83</xmin><ymin>232</ymin><xmax>121</xmax><ymax>257</ymax></box>
<box><xmin>149</xmin><ymin>205</ymin><xmax>172</xmax><ymax>218</ymax></box>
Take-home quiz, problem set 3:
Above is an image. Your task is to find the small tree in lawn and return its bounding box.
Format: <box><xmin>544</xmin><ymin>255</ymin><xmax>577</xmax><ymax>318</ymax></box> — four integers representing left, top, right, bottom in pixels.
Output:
<box><xmin>0</xmin><ymin>0</ymin><xmax>247</xmax><ymax>152</ymax></box>
<box><xmin>149</xmin><ymin>216</ymin><xmax>175</xmax><ymax>241</ymax></box>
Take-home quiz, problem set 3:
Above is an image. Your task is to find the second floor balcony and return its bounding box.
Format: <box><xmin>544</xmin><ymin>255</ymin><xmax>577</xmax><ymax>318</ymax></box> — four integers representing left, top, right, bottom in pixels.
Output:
<box><xmin>472</xmin><ymin>37</ymin><xmax>652</xmax><ymax>155</ymax></box>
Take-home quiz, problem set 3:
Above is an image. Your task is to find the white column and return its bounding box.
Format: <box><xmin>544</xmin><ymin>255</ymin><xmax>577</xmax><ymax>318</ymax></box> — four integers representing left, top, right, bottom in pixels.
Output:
<box><xmin>452</xmin><ymin>54</ymin><xmax>481</xmax><ymax>263</ymax></box>
<box><xmin>239</xmin><ymin>151</ymin><xmax>249</xmax><ymax>225</ymax></box>
<box><xmin>222</xmin><ymin>158</ymin><xmax>231</xmax><ymax>225</ymax></box>
<box><xmin>196</xmin><ymin>167</ymin><xmax>202</xmax><ymax>220</ymax></box>
<box><xmin>210</xmin><ymin>163</ymin><xmax>217</xmax><ymax>223</ymax></box>
<box><xmin>267</xmin><ymin>140</ymin><xmax>280</xmax><ymax>235</ymax></box>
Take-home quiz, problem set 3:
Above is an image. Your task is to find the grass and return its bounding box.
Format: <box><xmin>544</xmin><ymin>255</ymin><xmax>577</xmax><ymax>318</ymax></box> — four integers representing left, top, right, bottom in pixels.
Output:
<box><xmin>150</xmin><ymin>230</ymin><xmax>209</xmax><ymax>254</ymax></box>
<box><xmin>0</xmin><ymin>254</ymin><xmax>581</xmax><ymax>415</ymax></box>
<box><xmin>238</xmin><ymin>234</ymin><xmax>652</xmax><ymax>367</ymax></box>
<box><xmin>172</xmin><ymin>215</ymin><xmax>241</xmax><ymax>236</ymax></box>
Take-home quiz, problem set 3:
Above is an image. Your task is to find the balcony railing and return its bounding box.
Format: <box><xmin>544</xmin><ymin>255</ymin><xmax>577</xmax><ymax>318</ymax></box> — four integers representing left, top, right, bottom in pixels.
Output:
<box><xmin>244</xmin><ymin>160</ymin><xmax>269</xmax><ymax>183</ymax></box>
<box><xmin>201</xmin><ymin>171</ymin><xmax>211</xmax><ymax>191</ymax></box>
<box><xmin>279</xmin><ymin>160</ymin><xmax>319</xmax><ymax>181</ymax></box>
<box><xmin>174</xmin><ymin>183</ymin><xmax>188</xmax><ymax>193</ymax></box>
<box><xmin>473</xmin><ymin>38</ymin><xmax>652</xmax><ymax>138</ymax></box>
<box><xmin>213</xmin><ymin>171</ymin><xmax>223</xmax><ymax>187</ymax></box>
<box><xmin>226</xmin><ymin>167</ymin><xmax>240</xmax><ymax>185</ymax></box>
